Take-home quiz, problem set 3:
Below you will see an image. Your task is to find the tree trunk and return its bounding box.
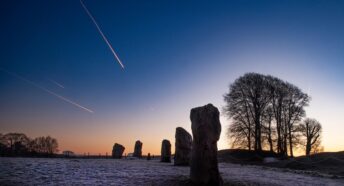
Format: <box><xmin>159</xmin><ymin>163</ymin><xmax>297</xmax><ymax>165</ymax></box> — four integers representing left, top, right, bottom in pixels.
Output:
<box><xmin>255</xmin><ymin>114</ymin><xmax>262</xmax><ymax>152</ymax></box>
<box><xmin>248</xmin><ymin>127</ymin><xmax>251</xmax><ymax>151</ymax></box>
<box><xmin>306</xmin><ymin>140</ymin><xmax>311</xmax><ymax>156</ymax></box>
<box><xmin>288</xmin><ymin>126</ymin><xmax>294</xmax><ymax>157</ymax></box>
<box><xmin>276</xmin><ymin>124</ymin><xmax>281</xmax><ymax>154</ymax></box>
<box><xmin>268</xmin><ymin>136</ymin><xmax>273</xmax><ymax>153</ymax></box>
<box><xmin>268</xmin><ymin>121</ymin><xmax>273</xmax><ymax>153</ymax></box>
<box><xmin>283</xmin><ymin>131</ymin><xmax>288</xmax><ymax>157</ymax></box>
<box><xmin>254</xmin><ymin>122</ymin><xmax>258</xmax><ymax>151</ymax></box>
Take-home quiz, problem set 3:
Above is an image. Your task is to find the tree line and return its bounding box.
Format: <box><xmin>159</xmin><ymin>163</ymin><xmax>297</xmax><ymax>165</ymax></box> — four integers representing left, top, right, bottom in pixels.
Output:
<box><xmin>224</xmin><ymin>73</ymin><xmax>322</xmax><ymax>157</ymax></box>
<box><xmin>0</xmin><ymin>132</ymin><xmax>59</xmax><ymax>157</ymax></box>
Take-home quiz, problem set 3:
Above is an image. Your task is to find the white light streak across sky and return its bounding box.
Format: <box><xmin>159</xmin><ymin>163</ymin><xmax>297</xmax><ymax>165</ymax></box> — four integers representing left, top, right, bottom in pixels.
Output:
<box><xmin>0</xmin><ymin>68</ymin><xmax>94</xmax><ymax>114</ymax></box>
<box><xmin>80</xmin><ymin>0</ymin><xmax>125</xmax><ymax>69</ymax></box>
<box><xmin>48</xmin><ymin>78</ymin><xmax>65</xmax><ymax>89</ymax></box>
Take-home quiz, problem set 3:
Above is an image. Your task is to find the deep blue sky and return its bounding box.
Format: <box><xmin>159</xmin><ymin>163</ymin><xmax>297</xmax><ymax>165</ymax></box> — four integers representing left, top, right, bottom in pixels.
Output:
<box><xmin>1</xmin><ymin>0</ymin><xmax>344</xmax><ymax>154</ymax></box>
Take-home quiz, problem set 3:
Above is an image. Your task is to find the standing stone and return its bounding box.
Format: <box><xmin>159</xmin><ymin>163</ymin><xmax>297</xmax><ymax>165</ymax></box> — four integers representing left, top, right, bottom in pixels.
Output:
<box><xmin>174</xmin><ymin>127</ymin><xmax>192</xmax><ymax>166</ymax></box>
<box><xmin>190</xmin><ymin>104</ymin><xmax>223</xmax><ymax>186</ymax></box>
<box><xmin>147</xmin><ymin>153</ymin><xmax>151</xmax><ymax>160</ymax></box>
<box><xmin>161</xmin><ymin>139</ymin><xmax>171</xmax><ymax>162</ymax></box>
<box><xmin>112</xmin><ymin>143</ymin><xmax>125</xmax><ymax>159</ymax></box>
<box><xmin>133</xmin><ymin>140</ymin><xmax>143</xmax><ymax>158</ymax></box>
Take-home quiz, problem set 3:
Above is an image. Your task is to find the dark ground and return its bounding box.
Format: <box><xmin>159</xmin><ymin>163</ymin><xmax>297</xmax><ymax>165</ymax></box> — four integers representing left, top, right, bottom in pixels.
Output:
<box><xmin>218</xmin><ymin>149</ymin><xmax>344</xmax><ymax>178</ymax></box>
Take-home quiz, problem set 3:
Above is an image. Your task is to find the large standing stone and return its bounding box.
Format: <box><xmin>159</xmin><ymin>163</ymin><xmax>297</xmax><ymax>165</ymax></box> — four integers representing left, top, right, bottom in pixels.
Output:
<box><xmin>190</xmin><ymin>104</ymin><xmax>223</xmax><ymax>186</ymax></box>
<box><xmin>112</xmin><ymin>143</ymin><xmax>125</xmax><ymax>159</ymax></box>
<box><xmin>174</xmin><ymin>127</ymin><xmax>192</xmax><ymax>166</ymax></box>
<box><xmin>160</xmin><ymin>139</ymin><xmax>171</xmax><ymax>162</ymax></box>
<box><xmin>133</xmin><ymin>140</ymin><xmax>143</xmax><ymax>158</ymax></box>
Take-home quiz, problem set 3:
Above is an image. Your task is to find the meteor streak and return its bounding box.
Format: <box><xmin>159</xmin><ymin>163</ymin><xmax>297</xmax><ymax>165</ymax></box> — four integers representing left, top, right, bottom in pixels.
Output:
<box><xmin>0</xmin><ymin>68</ymin><xmax>94</xmax><ymax>113</ymax></box>
<box><xmin>48</xmin><ymin>78</ymin><xmax>65</xmax><ymax>89</ymax></box>
<box><xmin>80</xmin><ymin>0</ymin><xmax>125</xmax><ymax>69</ymax></box>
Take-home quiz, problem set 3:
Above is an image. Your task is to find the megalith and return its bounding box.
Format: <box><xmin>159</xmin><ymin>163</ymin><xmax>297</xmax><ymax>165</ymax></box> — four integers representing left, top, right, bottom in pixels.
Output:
<box><xmin>133</xmin><ymin>140</ymin><xmax>143</xmax><ymax>158</ymax></box>
<box><xmin>161</xmin><ymin>139</ymin><xmax>171</xmax><ymax>162</ymax></box>
<box><xmin>174</xmin><ymin>127</ymin><xmax>192</xmax><ymax>166</ymax></box>
<box><xmin>112</xmin><ymin>143</ymin><xmax>125</xmax><ymax>159</ymax></box>
<box><xmin>190</xmin><ymin>104</ymin><xmax>223</xmax><ymax>186</ymax></box>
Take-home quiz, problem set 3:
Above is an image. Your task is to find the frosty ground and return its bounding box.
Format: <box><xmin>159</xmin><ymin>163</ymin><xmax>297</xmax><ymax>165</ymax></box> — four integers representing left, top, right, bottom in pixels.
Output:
<box><xmin>0</xmin><ymin>157</ymin><xmax>343</xmax><ymax>186</ymax></box>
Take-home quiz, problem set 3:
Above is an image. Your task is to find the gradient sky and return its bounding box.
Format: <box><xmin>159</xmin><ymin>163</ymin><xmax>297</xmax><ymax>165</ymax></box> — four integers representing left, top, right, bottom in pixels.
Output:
<box><xmin>1</xmin><ymin>0</ymin><xmax>344</xmax><ymax>155</ymax></box>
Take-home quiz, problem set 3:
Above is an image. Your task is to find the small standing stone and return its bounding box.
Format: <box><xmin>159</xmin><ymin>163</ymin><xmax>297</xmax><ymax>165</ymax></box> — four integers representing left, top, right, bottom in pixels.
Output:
<box><xmin>112</xmin><ymin>143</ymin><xmax>125</xmax><ymax>159</ymax></box>
<box><xmin>190</xmin><ymin>104</ymin><xmax>223</xmax><ymax>186</ymax></box>
<box><xmin>147</xmin><ymin>153</ymin><xmax>151</xmax><ymax>160</ymax></box>
<box><xmin>174</xmin><ymin>127</ymin><xmax>192</xmax><ymax>166</ymax></box>
<box><xmin>133</xmin><ymin>140</ymin><xmax>143</xmax><ymax>158</ymax></box>
<box><xmin>161</xmin><ymin>139</ymin><xmax>171</xmax><ymax>162</ymax></box>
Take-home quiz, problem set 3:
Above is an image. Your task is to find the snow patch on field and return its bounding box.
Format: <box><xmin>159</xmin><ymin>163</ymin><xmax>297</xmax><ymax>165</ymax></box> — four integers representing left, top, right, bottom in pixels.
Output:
<box><xmin>0</xmin><ymin>157</ymin><xmax>343</xmax><ymax>185</ymax></box>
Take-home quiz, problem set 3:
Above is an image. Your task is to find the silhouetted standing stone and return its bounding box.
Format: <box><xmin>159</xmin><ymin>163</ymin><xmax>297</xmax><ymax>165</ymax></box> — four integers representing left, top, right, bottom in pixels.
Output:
<box><xmin>112</xmin><ymin>143</ymin><xmax>125</xmax><ymax>159</ymax></box>
<box><xmin>174</xmin><ymin>127</ymin><xmax>192</xmax><ymax>166</ymax></box>
<box><xmin>161</xmin><ymin>139</ymin><xmax>171</xmax><ymax>162</ymax></box>
<box><xmin>133</xmin><ymin>140</ymin><xmax>143</xmax><ymax>158</ymax></box>
<box><xmin>190</xmin><ymin>104</ymin><xmax>223</xmax><ymax>186</ymax></box>
<box><xmin>147</xmin><ymin>153</ymin><xmax>151</xmax><ymax>160</ymax></box>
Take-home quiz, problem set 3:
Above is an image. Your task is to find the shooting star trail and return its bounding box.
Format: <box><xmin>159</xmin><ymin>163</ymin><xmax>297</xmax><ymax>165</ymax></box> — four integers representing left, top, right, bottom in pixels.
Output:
<box><xmin>48</xmin><ymin>78</ymin><xmax>65</xmax><ymax>89</ymax></box>
<box><xmin>0</xmin><ymin>68</ymin><xmax>94</xmax><ymax>113</ymax></box>
<box><xmin>80</xmin><ymin>0</ymin><xmax>125</xmax><ymax>69</ymax></box>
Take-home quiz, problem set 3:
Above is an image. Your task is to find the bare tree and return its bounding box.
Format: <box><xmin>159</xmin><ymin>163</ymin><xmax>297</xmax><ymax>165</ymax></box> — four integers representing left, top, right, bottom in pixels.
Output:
<box><xmin>2</xmin><ymin>133</ymin><xmax>30</xmax><ymax>147</ymax></box>
<box><xmin>225</xmin><ymin>73</ymin><xmax>309</xmax><ymax>156</ymax></box>
<box><xmin>226</xmin><ymin>102</ymin><xmax>254</xmax><ymax>150</ymax></box>
<box><xmin>266</xmin><ymin>76</ymin><xmax>288</xmax><ymax>155</ymax></box>
<box><xmin>227</xmin><ymin>118</ymin><xmax>253</xmax><ymax>150</ymax></box>
<box><xmin>283</xmin><ymin>83</ymin><xmax>309</xmax><ymax>157</ymax></box>
<box><xmin>0</xmin><ymin>133</ymin><xmax>59</xmax><ymax>156</ymax></box>
<box><xmin>30</xmin><ymin>136</ymin><xmax>59</xmax><ymax>154</ymax></box>
<box><xmin>261</xmin><ymin>107</ymin><xmax>275</xmax><ymax>152</ymax></box>
<box><xmin>265</xmin><ymin>76</ymin><xmax>309</xmax><ymax>157</ymax></box>
<box><xmin>298</xmin><ymin>118</ymin><xmax>322</xmax><ymax>156</ymax></box>
<box><xmin>224</xmin><ymin>73</ymin><xmax>271</xmax><ymax>152</ymax></box>
<box><xmin>45</xmin><ymin>136</ymin><xmax>58</xmax><ymax>154</ymax></box>
<box><xmin>2</xmin><ymin>133</ymin><xmax>30</xmax><ymax>153</ymax></box>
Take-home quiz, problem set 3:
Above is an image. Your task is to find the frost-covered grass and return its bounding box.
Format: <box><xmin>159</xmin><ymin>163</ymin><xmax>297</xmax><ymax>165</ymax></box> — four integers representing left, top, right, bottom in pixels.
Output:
<box><xmin>0</xmin><ymin>157</ymin><xmax>343</xmax><ymax>186</ymax></box>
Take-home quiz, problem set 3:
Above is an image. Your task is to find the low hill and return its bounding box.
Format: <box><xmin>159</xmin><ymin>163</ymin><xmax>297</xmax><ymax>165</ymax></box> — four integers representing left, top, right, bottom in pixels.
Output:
<box><xmin>271</xmin><ymin>151</ymin><xmax>344</xmax><ymax>177</ymax></box>
<box><xmin>218</xmin><ymin>149</ymin><xmax>280</xmax><ymax>164</ymax></box>
<box><xmin>218</xmin><ymin>149</ymin><xmax>344</xmax><ymax>177</ymax></box>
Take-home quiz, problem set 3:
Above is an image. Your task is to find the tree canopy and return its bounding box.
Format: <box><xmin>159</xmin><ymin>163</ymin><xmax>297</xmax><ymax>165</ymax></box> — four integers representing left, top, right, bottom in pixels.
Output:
<box><xmin>224</xmin><ymin>73</ymin><xmax>318</xmax><ymax>156</ymax></box>
<box><xmin>0</xmin><ymin>133</ymin><xmax>59</xmax><ymax>157</ymax></box>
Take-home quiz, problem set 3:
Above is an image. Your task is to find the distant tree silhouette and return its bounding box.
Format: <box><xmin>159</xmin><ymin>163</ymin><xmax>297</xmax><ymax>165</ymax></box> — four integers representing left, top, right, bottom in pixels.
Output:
<box><xmin>2</xmin><ymin>133</ymin><xmax>30</xmax><ymax>147</ymax></box>
<box><xmin>1</xmin><ymin>133</ymin><xmax>30</xmax><ymax>155</ymax></box>
<box><xmin>0</xmin><ymin>133</ymin><xmax>58</xmax><ymax>157</ymax></box>
<box><xmin>30</xmin><ymin>136</ymin><xmax>59</xmax><ymax>155</ymax></box>
<box><xmin>224</xmin><ymin>73</ymin><xmax>310</xmax><ymax>156</ymax></box>
<box><xmin>298</xmin><ymin>118</ymin><xmax>322</xmax><ymax>156</ymax></box>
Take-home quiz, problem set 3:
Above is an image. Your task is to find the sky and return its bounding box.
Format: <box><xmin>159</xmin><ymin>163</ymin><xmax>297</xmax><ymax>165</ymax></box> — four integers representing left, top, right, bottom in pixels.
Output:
<box><xmin>1</xmin><ymin>0</ymin><xmax>344</xmax><ymax>156</ymax></box>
